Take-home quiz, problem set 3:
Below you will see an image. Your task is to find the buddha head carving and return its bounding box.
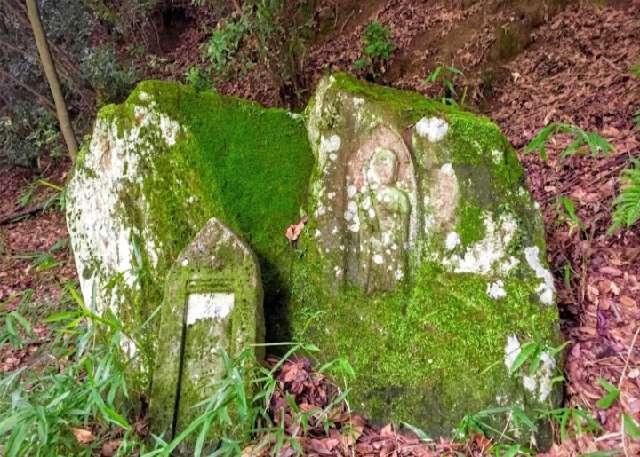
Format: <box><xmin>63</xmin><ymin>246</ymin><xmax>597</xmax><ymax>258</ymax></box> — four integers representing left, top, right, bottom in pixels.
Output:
<box><xmin>366</xmin><ymin>147</ymin><xmax>398</xmax><ymax>187</ymax></box>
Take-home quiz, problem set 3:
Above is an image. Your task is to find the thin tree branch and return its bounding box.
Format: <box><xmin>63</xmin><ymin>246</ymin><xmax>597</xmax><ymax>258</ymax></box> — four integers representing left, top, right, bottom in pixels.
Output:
<box><xmin>0</xmin><ymin>67</ymin><xmax>56</xmax><ymax>114</ymax></box>
<box><xmin>26</xmin><ymin>0</ymin><xmax>78</xmax><ymax>161</ymax></box>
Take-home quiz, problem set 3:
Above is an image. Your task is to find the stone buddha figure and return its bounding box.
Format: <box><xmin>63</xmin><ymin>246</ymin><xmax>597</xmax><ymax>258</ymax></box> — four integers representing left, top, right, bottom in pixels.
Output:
<box><xmin>355</xmin><ymin>147</ymin><xmax>410</xmax><ymax>292</ymax></box>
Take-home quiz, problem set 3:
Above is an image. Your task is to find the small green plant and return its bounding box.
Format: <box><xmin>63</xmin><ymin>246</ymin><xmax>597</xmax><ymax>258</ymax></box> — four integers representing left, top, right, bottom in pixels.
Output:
<box><xmin>0</xmin><ymin>309</ymin><xmax>33</xmax><ymax>349</ymax></box>
<box><xmin>81</xmin><ymin>45</ymin><xmax>138</xmax><ymax>105</ymax></box>
<box><xmin>454</xmin><ymin>405</ymin><xmax>537</xmax><ymax>443</ymax></box>
<box><xmin>0</xmin><ymin>103</ymin><xmax>62</xmax><ymax>168</ymax></box>
<box><xmin>39</xmin><ymin>179</ymin><xmax>67</xmax><ymax>211</ymax></box>
<box><xmin>17</xmin><ymin>180</ymin><xmax>38</xmax><ymax>208</ymax></box>
<box><xmin>204</xmin><ymin>18</ymin><xmax>249</xmax><ymax>74</ymax></box>
<box><xmin>611</xmin><ymin>160</ymin><xmax>640</xmax><ymax>231</ymax></box>
<box><xmin>525</xmin><ymin>123</ymin><xmax>613</xmax><ymax>162</ymax></box>
<box><xmin>185</xmin><ymin>67</ymin><xmax>212</xmax><ymax>92</ymax></box>
<box><xmin>556</xmin><ymin>195</ymin><xmax>584</xmax><ymax>235</ymax></box>
<box><xmin>562</xmin><ymin>262</ymin><xmax>574</xmax><ymax>289</ymax></box>
<box><xmin>491</xmin><ymin>444</ymin><xmax>534</xmax><ymax>457</ymax></box>
<box><xmin>354</xmin><ymin>21</ymin><xmax>396</xmax><ymax>77</ymax></box>
<box><xmin>0</xmin><ymin>290</ymin><xmax>134</xmax><ymax>456</ymax></box>
<box><xmin>12</xmin><ymin>238</ymin><xmax>69</xmax><ymax>272</ymax></box>
<box><xmin>595</xmin><ymin>378</ymin><xmax>619</xmax><ymax>410</ymax></box>
<box><xmin>425</xmin><ymin>64</ymin><xmax>467</xmax><ymax>106</ymax></box>
<box><xmin>539</xmin><ymin>406</ymin><xmax>602</xmax><ymax>443</ymax></box>
<box><xmin>508</xmin><ymin>341</ymin><xmax>567</xmax><ymax>378</ymax></box>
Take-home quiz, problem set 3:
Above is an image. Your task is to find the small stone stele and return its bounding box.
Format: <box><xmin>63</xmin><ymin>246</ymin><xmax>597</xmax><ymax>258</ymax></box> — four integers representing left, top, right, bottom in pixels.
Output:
<box><xmin>149</xmin><ymin>217</ymin><xmax>264</xmax><ymax>452</ymax></box>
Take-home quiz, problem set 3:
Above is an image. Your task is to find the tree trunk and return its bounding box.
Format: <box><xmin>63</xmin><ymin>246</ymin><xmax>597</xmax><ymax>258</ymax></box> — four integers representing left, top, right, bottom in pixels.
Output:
<box><xmin>25</xmin><ymin>0</ymin><xmax>78</xmax><ymax>162</ymax></box>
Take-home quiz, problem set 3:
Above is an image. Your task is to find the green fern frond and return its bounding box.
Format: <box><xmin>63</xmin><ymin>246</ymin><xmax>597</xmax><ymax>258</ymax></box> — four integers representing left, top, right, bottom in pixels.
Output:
<box><xmin>610</xmin><ymin>160</ymin><xmax>640</xmax><ymax>232</ymax></box>
<box><xmin>525</xmin><ymin>122</ymin><xmax>613</xmax><ymax>162</ymax></box>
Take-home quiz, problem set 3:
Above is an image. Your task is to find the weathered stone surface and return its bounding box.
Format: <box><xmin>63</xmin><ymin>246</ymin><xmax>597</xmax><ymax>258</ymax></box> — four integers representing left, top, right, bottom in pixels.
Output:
<box><xmin>290</xmin><ymin>74</ymin><xmax>563</xmax><ymax>446</ymax></box>
<box><xmin>150</xmin><ymin>217</ymin><xmax>263</xmax><ymax>449</ymax></box>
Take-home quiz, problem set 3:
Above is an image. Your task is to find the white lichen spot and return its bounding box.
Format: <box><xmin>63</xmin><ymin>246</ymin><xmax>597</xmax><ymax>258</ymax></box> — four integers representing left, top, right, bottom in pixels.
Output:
<box><xmin>442</xmin><ymin>212</ymin><xmax>518</xmax><ymax>275</ymax></box>
<box><xmin>186</xmin><ymin>293</ymin><xmax>235</xmax><ymax>326</ymax></box>
<box><xmin>537</xmin><ymin>352</ymin><xmax>556</xmax><ymax>402</ymax></box>
<box><xmin>348</xmin><ymin>221</ymin><xmax>360</xmax><ymax>233</ymax></box>
<box><xmin>491</xmin><ymin>149</ymin><xmax>503</xmax><ymax>164</ymax></box>
<box><xmin>444</xmin><ymin>232</ymin><xmax>460</xmax><ymax>251</ymax></box>
<box><xmin>486</xmin><ymin>280</ymin><xmax>507</xmax><ymax>299</ymax></box>
<box><xmin>353</xmin><ymin>97</ymin><xmax>365</xmax><ymax>108</ymax></box>
<box><xmin>347</xmin><ymin>185</ymin><xmax>357</xmax><ymax>198</ymax></box>
<box><xmin>181</xmin><ymin>259</ymin><xmax>189</xmax><ymax>267</ymax></box>
<box><xmin>362</xmin><ymin>195</ymin><xmax>372</xmax><ymax>210</ymax></box>
<box><xmin>524</xmin><ymin>246</ymin><xmax>555</xmax><ymax>305</ymax></box>
<box><xmin>415</xmin><ymin>117</ymin><xmax>449</xmax><ymax>142</ymax></box>
<box><xmin>373</xmin><ymin>254</ymin><xmax>384</xmax><ymax>265</ymax></box>
<box><xmin>424</xmin><ymin>214</ymin><xmax>436</xmax><ymax>233</ymax></box>
<box><xmin>395</xmin><ymin>269</ymin><xmax>404</xmax><ymax>280</ymax></box>
<box><xmin>319</xmin><ymin>134</ymin><xmax>341</xmax><ymax>168</ymax></box>
<box><xmin>120</xmin><ymin>335</ymin><xmax>138</xmax><ymax>359</ymax></box>
<box><xmin>315</xmin><ymin>229</ymin><xmax>322</xmax><ymax>238</ymax></box>
<box><xmin>440</xmin><ymin>162</ymin><xmax>455</xmax><ymax>176</ymax></box>
<box><xmin>504</xmin><ymin>334</ymin><xmax>521</xmax><ymax>374</ymax></box>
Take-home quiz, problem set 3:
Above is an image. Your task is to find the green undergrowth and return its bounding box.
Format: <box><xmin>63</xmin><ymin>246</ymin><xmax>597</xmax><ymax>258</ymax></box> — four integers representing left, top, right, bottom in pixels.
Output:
<box><xmin>0</xmin><ymin>287</ymin><xmax>352</xmax><ymax>456</ymax></box>
<box><xmin>2</xmin><ymin>287</ymin><xmax>621</xmax><ymax>456</ymax></box>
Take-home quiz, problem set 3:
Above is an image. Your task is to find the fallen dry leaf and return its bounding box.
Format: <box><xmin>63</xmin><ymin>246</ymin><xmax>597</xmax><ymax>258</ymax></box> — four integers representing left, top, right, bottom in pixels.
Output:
<box><xmin>100</xmin><ymin>439</ymin><xmax>122</xmax><ymax>456</ymax></box>
<box><xmin>71</xmin><ymin>427</ymin><xmax>95</xmax><ymax>445</ymax></box>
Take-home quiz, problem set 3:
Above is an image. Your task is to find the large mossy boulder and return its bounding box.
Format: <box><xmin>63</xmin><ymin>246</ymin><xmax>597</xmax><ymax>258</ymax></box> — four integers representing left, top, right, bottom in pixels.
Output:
<box><xmin>66</xmin><ymin>81</ymin><xmax>313</xmax><ymax>392</ymax></box>
<box><xmin>288</xmin><ymin>74</ymin><xmax>563</xmax><ymax>445</ymax></box>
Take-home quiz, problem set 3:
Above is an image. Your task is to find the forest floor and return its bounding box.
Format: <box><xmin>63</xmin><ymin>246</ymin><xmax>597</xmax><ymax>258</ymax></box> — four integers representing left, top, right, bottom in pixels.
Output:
<box><xmin>1</xmin><ymin>1</ymin><xmax>640</xmax><ymax>455</ymax></box>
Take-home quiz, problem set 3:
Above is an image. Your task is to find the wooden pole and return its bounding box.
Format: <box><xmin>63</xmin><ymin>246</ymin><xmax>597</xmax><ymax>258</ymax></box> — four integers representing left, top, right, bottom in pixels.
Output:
<box><xmin>26</xmin><ymin>0</ymin><xmax>78</xmax><ymax>162</ymax></box>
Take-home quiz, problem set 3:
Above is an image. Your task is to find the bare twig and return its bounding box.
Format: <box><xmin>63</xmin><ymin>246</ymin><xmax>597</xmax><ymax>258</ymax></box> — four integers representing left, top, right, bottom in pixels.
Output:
<box><xmin>0</xmin><ymin>203</ymin><xmax>48</xmax><ymax>226</ymax></box>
